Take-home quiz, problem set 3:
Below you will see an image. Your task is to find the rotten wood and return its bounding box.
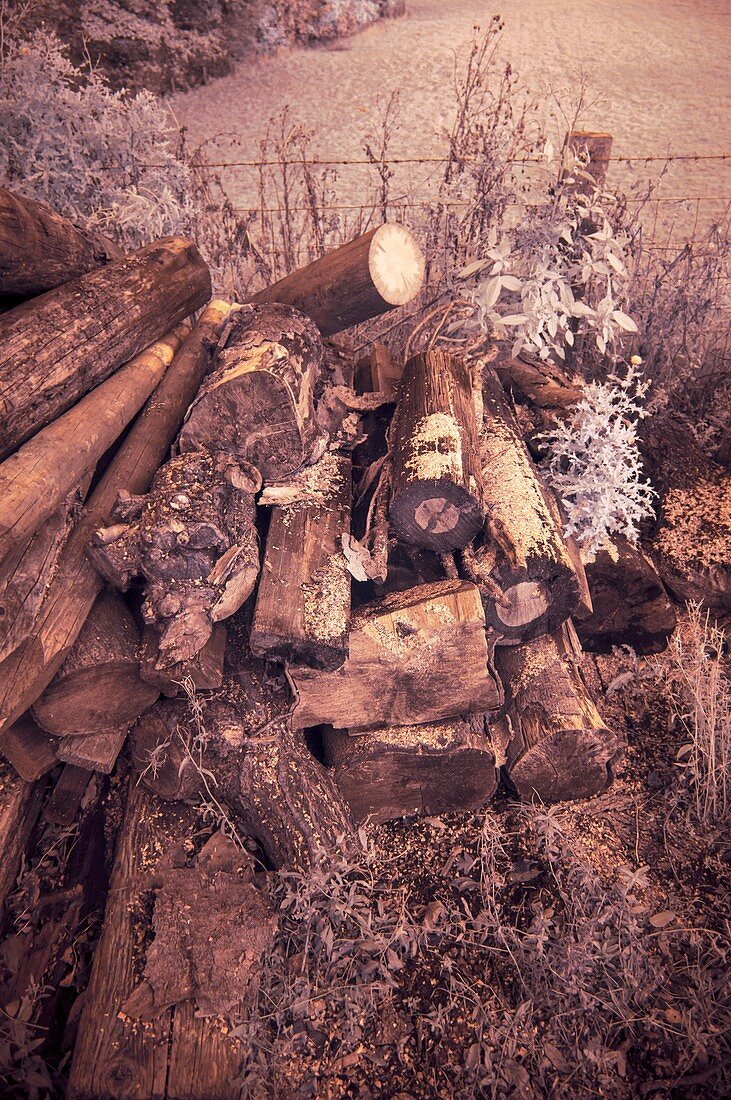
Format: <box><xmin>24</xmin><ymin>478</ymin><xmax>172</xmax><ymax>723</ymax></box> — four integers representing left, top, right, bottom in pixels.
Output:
<box><xmin>1</xmin><ymin>714</ymin><xmax>57</xmax><ymax>781</ymax></box>
<box><xmin>323</xmin><ymin>715</ymin><xmax>497</xmax><ymax>824</ymax></box>
<box><xmin>493</xmin><ymin>622</ymin><xmax>624</xmax><ymax>802</ymax></box>
<box><xmin>0</xmin><ymin>303</ymin><xmax>232</xmax><ymax>739</ymax></box>
<box><xmin>289</xmin><ymin>579</ymin><xmax>503</xmax><ymax>732</ymax></box>
<box><xmin>251</xmin><ymin>451</ymin><xmax>352</xmax><ymax>670</ymax></box>
<box><xmin>389</xmin><ymin>350</ymin><xmax>485</xmax><ymax>551</ymax></box>
<box><xmin>0</xmin><ymin>236</ymin><xmax>211</xmax><ymax>458</ymax></box>
<box><xmin>251</xmin><ymin>223</ymin><xmax>424</xmax><ymax>336</ymax></box>
<box><xmin>0</xmin><ymin>325</ymin><xmax>188</xmax><ymax>560</ymax></box>
<box><xmin>0</xmin><ymin>185</ymin><xmax>123</xmax><ymax>297</ymax></box>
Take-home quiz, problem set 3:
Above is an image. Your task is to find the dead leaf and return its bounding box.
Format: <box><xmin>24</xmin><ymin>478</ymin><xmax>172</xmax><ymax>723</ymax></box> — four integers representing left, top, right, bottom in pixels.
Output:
<box><xmin>649</xmin><ymin>910</ymin><xmax>676</xmax><ymax>928</ymax></box>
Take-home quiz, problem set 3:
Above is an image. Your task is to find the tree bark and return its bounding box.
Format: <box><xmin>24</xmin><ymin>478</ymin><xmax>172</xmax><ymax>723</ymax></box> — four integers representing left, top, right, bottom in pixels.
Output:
<box><xmin>470</xmin><ymin>363</ymin><xmax>581</xmax><ymax>641</ymax></box>
<box><xmin>0</xmin><ymin>325</ymin><xmax>188</xmax><ymax>560</ymax></box>
<box><xmin>251</xmin><ymin>451</ymin><xmax>352</xmax><ymax>670</ymax></box>
<box><xmin>322</xmin><ymin>715</ymin><xmax>497</xmax><ymax>824</ymax></box>
<box><xmin>178</xmin><ymin>302</ymin><xmax>324</xmax><ymax>481</ymax></box>
<box><xmin>0</xmin><ymin>482</ymin><xmax>88</xmax><ymax>663</ymax></box>
<box><xmin>1</xmin><ymin>714</ymin><xmax>58</xmax><ymax>781</ymax></box>
<box><xmin>493</xmin><ymin>622</ymin><xmax>624</xmax><ymax>802</ymax></box>
<box><xmin>251</xmin><ymin>223</ymin><xmax>424</xmax><ymax>335</ymax></box>
<box><xmin>0</xmin><ymin>186</ymin><xmax>124</xmax><ymax>297</ymax></box>
<box><xmin>0</xmin><ymin>303</ymin><xmax>232</xmax><ymax>740</ymax></box>
<box><xmin>86</xmin><ymin>449</ymin><xmax>261</xmax><ymax>668</ymax></box>
<box><xmin>389</xmin><ymin>350</ymin><xmax>485</xmax><ymax>551</ymax></box>
<box><xmin>31</xmin><ymin>589</ymin><xmax>158</xmax><ymax>736</ymax></box>
<box><xmin>58</xmin><ymin>725</ymin><xmax>129</xmax><ymax>775</ymax></box>
<box><xmin>0</xmin><ymin>236</ymin><xmax>211</xmax><ymax>458</ymax></box>
<box><xmin>290</xmin><ymin>579</ymin><xmax>503</xmax><ymax>731</ymax></box>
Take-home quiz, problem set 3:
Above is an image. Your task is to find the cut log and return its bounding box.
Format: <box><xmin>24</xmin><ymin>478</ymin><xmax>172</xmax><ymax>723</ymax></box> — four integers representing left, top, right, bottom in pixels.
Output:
<box><xmin>323</xmin><ymin>715</ymin><xmax>497</xmax><ymax>824</ymax></box>
<box><xmin>0</xmin><ymin>324</ymin><xmax>188</xmax><ymax>561</ymax></box>
<box><xmin>0</xmin><ymin>482</ymin><xmax>88</xmax><ymax>663</ymax></box>
<box><xmin>389</xmin><ymin>350</ymin><xmax>485</xmax><ymax>552</ymax></box>
<box><xmin>0</xmin><ymin>303</ymin><xmax>232</xmax><ymax>738</ymax></box>
<box><xmin>178</xmin><ymin>302</ymin><xmax>323</xmax><ymax>480</ymax></box>
<box><xmin>251</xmin><ymin>223</ymin><xmax>424</xmax><ymax>335</ymax></box>
<box><xmin>251</xmin><ymin>451</ymin><xmax>352</xmax><ymax>670</ymax></box>
<box><xmin>67</xmin><ymin>785</ymin><xmax>247</xmax><ymax>1100</ymax></box>
<box><xmin>44</xmin><ymin>764</ymin><xmax>92</xmax><ymax>827</ymax></box>
<box><xmin>58</xmin><ymin>725</ymin><xmax>129</xmax><ymax>775</ymax></box>
<box><xmin>355</xmin><ymin>343</ymin><xmax>403</xmax><ymax>398</ymax></box>
<box><xmin>290</xmin><ymin>579</ymin><xmax>503</xmax><ymax>731</ymax></box>
<box><xmin>576</xmin><ymin>536</ymin><xmax>677</xmax><ymax>653</ymax></box>
<box><xmin>86</xmin><ymin>448</ymin><xmax>261</xmax><ymax>668</ymax></box>
<box><xmin>0</xmin><ymin>760</ymin><xmax>44</xmax><ymax>921</ymax></box>
<box><xmin>470</xmin><ymin>363</ymin><xmax>582</xmax><ymax>641</ymax></box>
<box><xmin>31</xmin><ymin>590</ymin><xmax>158</xmax><ymax>736</ymax></box>
<box><xmin>644</xmin><ymin>417</ymin><xmax>731</xmax><ymax>610</ymax></box>
<box><xmin>139</xmin><ymin>623</ymin><xmax>227</xmax><ymax>697</ymax></box>
<box><xmin>0</xmin><ymin>236</ymin><xmax>211</xmax><ymax>458</ymax></box>
<box><xmin>494</xmin><ymin>623</ymin><xmax>624</xmax><ymax>802</ymax></box>
<box><xmin>0</xmin><ymin>186</ymin><xmax>124</xmax><ymax>297</ymax></box>
<box><xmin>1</xmin><ymin>714</ymin><xmax>57</xmax><ymax>781</ymax></box>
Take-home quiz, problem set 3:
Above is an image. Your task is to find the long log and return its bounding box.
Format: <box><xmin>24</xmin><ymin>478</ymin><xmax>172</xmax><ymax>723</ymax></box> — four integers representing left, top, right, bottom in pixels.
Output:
<box><xmin>469</xmin><ymin>363</ymin><xmax>582</xmax><ymax>641</ymax></box>
<box><xmin>0</xmin><ymin>325</ymin><xmax>188</xmax><ymax>561</ymax></box>
<box><xmin>86</xmin><ymin>449</ymin><xmax>261</xmax><ymax>668</ymax></box>
<box><xmin>1</xmin><ymin>714</ymin><xmax>58</xmax><ymax>781</ymax></box>
<box><xmin>31</xmin><ymin>590</ymin><xmax>158</xmax><ymax>736</ymax></box>
<box><xmin>0</xmin><ymin>186</ymin><xmax>124</xmax><ymax>297</ymax></box>
<box><xmin>0</xmin><ymin>482</ymin><xmax>88</xmax><ymax>663</ymax></box>
<box><xmin>290</xmin><ymin>579</ymin><xmax>503</xmax><ymax>731</ymax></box>
<box><xmin>0</xmin><ymin>236</ymin><xmax>211</xmax><ymax>457</ymax></box>
<box><xmin>251</xmin><ymin>223</ymin><xmax>424</xmax><ymax>335</ymax></box>
<box><xmin>323</xmin><ymin>715</ymin><xmax>497</xmax><ymax>824</ymax></box>
<box><xmin>0</xmin><ymin>302</ymin><xmax>233</xmax><ymax>740</ymax></box>
<box><xmin>0</xmin><ymin>760</ymin><xmax>45</xmax><ymax>923</ymax></box>
<box><xmin>389</xmin><ymin>350</ymin><xmax>485</xmax><ymax>551</ymax></box>
<box><xmin>178</xmin><ymin>302</ymin><xmax>324</xmax><ymax>480</ymax></box>
<box><xmin>251</xmin><ymin>451</ymin><xmax>352</xmax><ymax>670</ymax></box>
<box><xmin>494</xmin><ymin>622</ymin><xmax>624</xmax><ymax>802</ymax></box>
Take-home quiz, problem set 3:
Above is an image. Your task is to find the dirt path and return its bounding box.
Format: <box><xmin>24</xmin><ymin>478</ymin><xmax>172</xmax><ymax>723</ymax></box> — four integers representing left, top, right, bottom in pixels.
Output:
<box><xmin>174</xmin><ymin>0</ymin><xmax>731</xmax><ymax>239</ymax></box>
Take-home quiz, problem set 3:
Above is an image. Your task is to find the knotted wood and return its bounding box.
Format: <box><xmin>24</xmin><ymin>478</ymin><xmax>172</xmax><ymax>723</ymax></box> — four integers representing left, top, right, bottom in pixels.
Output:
<box><xmin>178</xmin><ymin>302</ymin><xmax>324</xmax><ymax>480</ymax></box>
<box><xmin>323</xmin><ymin>715</ymin><xmax>497</xmax><ymax>824</ymax></box>
<box><xmin>0</xmin><ymin>186</ymin><xmax>123</xmax><ymax>297</ymax></box>
<box><xmin>494</xmin><ymin>623</ymin><xmax>624</xmax><ymax>802</ymax></box>
<box><xmin>389</xmin><ymin>350</ymin><xmax>485</xmax><ymax>551</ymax></box>
<box><xmin>251</xmin><ymin>451</ymin><xmax>352</xmax><ymax>670</ymax></box>
<box><xmin>252</xmin><ymin>223</ymin><xmax>424</xmax><ymax>335</ymax></box>
<box><xmin>0</xmin><ymin>236</ymin><xmax>210</xmax><ymax>458</ymax></box>
<box><xmin>31</xmin><ymin>590</ymin><xmax>158</xmax><ymax>736</ymax></box>
<box><xmin>290</xmin><ymin>580</ymin><xmax>502</xmax><ymax>731</ymax></box>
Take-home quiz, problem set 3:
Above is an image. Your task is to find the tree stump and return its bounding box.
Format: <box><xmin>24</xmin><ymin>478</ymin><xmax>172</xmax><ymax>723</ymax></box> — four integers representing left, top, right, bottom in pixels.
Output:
<box><xmin>389</xmin><ymin>350</ymin><xmax>485</xmax><ymax>551</ymax></box>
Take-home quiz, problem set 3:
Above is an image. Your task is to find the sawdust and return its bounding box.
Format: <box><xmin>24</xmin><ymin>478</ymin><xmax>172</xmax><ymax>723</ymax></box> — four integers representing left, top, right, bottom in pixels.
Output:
<box><xmin>260</xmin><ymin>449</ymin><xmax>345</xmax><ymax>509</ymax></box>
<box><xmin>301</xmin><ymin>552</ymin><xmax>350</xmax><ymax>645</ymax></box>
<box><xmin>403</xmin><ymin>412</ymin><xmax>463</xmax><ymax>483</ymax></box>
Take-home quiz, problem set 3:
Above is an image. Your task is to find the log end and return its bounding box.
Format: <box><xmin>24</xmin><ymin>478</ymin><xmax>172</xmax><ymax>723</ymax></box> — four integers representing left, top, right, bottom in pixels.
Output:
<box><xmin>507</xmin><ymin>724</ymin><xmax>624</xmax><ymax>803</ymax></box>
<box><xmin>390</xmin><ymin>480</ymin><xmax>485</xmax><ymax>552</ymax></box>
<box><xmin>368</xmin><ymin>223</ymin><xmax>425</xmax><ymax>307</ymax></box>
<box><xmin>32</xmin><ymin>665</ymin><xmax>159</xmax><ymax>737</ymax></box>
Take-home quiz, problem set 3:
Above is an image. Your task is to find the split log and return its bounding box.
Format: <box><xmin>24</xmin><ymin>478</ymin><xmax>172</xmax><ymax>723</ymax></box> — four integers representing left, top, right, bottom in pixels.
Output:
<box><xmin>0</xmin><ymin>482</ymin><xmax>88</xmax><ymax>663</ymax></box>
<box><xmin>139</xmin><ymin>623</ymin><xmax>227</xmax><ymax>697</ymax></box>
<box><xmin>0</xmin><ymin>186</ymin><xmax>123</xmax><ymax>297</ymax></box>
<box><xmin>67</xmin><ymin>785</ymin><xmax>247</xmax><ymax>1100</ymax></box>
<box><xmin>0</xmin><ymin>760</ymin><xmax>44</xmax><ymax>921</ymax></box>
<box><xmin>58</xmin><ymin>726</ymin><xmax>129</xmax><ymax>775</ymax></box>
<box><xmin>644</xmin><ymin>417</ymin><xmax>731</xmax><ymax>610</ymax></box>
<box><xmin>576</xmin><ymin>536</ymin><xmax>677</xmax><ymax>653</ymax></box>
<box><xmin>251</xmin><ymin>223</ymin><xmax>424</xmax><ymax>335</ymax></box>
<box><xmin>494</xmin><ymin>623</ymin><xmax>624</xmax><ymax>802</ymax></box>
<box><xmin>251</xmin><ymin>451</ymin><xmax>352</xmax><ymax>669</ymax></box>
<box><xmin>0</xmin><ymin>235</ymin><xmax>211</xmax><ymax>457</ymax></box>
<box><xmin>323</xmin><ymin>715</ymin><xmax>497</xmax><ymax>824</ymax></box>
<box><xmin>178</xmin><ymin>302</ymin><xmax>324</xmax><ymax>480</ymax></box>
<box><xmin>469</xmin><ymin>364</ymin><xmax>582</xmax><ymax>641</ymax></box>
<box><xmin>354</xmin><ymin>343</ymin><xmax>403</xmax><ymax>398</ymax></box>
<box><xmin>0</xmin><ymin>303</ymin><xmax>232</xmax><ymax>738</ymax></box>
<box><xmin>31</xmin><ymin>589</ymin><xmax>158</xmax><ymax>736</ymax></box>
<box><xmin>290</xmin><ymin>579</ymin><xmax>503</xmax><ymax>731</ymax></box>
<box><xmin>86</xmin><ymin>449</ymin><xmax>261</xmax><ymax>668</ymax></box>
<box><xmin>389</xmin><ymin>350</ymin><xmax>485</xmax><ymax>551</ymax></box>
<box><xmin>0</xmin><ymin>325</ymin><xmax>188</xmax><ymax>560</ymax></box>
<box><xmin>44</xmin><ymin>764</ymin><xmax>92</xmax><ymax>827</ymax></box>
<box><xmin>1</xmin><ymin>715</ymin><xmax>57</xmax><ymax>781</ymax></box>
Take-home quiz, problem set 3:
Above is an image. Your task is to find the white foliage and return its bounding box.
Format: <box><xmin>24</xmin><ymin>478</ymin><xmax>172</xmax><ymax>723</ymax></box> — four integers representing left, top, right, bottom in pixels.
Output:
<box><xmin>540</xmin><ymin>364</ymin><xmax>655</xmax><ymax>558</ymax></box>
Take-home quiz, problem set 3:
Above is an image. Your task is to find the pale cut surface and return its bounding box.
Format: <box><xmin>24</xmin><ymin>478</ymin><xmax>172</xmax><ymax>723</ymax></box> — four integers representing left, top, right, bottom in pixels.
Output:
<box><xmin>369</xmin><ymin>223</ymin><xmax>425</xmax><ymax>305</ymax></box>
